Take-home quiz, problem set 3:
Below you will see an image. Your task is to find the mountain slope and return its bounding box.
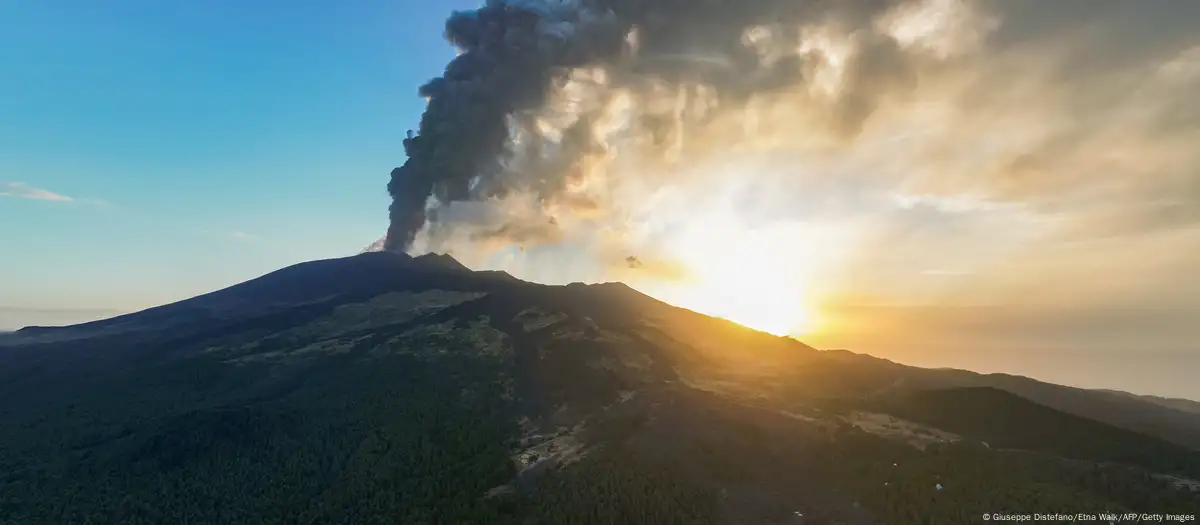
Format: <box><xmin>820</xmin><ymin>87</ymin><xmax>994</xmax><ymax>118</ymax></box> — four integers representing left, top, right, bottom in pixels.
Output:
<box><xmin>1</xmin><ymin>253</ymin><xmax>1196</xmax><ymax>524</ymax></box>
<box><xmin>10</xmin><ymin>252</ymin><xmax>479</xmax><ymax>342</ymax></box>
<box><xmin>949</xmin><ymin>372</ymin><xmax>1200</xmax><ymax>450</ymax></box>
<box><xmin>775</xmin><ymin>349</ymin><xmax>1200</xmax><ymax>450</ymax></box>
<box><xmin>860</xmin><ymin>387</ymin><xmax>1200</xmax><ymax>477</ymax></box>
<box><xmin>1096</xmin><ymin>389</ymin><xmax>1200</xmax><ymax>416</ymax></box>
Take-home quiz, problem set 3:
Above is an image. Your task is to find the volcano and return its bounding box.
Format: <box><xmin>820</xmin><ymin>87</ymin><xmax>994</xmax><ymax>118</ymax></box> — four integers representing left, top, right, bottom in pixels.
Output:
<box><xmin>1</xmin><ymin>253</ymin><xmax>1197</xmax><ymax>523</ymax></box>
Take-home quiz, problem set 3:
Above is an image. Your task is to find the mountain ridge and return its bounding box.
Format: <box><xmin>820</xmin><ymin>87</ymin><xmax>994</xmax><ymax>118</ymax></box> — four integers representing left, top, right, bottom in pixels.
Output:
<box><xmin>5</xmin><ymin>252</ymin><xmax>1199</xmax><ymax>446</ymax></box>
<box><xmin>1</xmin><ymin>252</ymin><xmax>1196</xmax><ymax>523</ymax></box>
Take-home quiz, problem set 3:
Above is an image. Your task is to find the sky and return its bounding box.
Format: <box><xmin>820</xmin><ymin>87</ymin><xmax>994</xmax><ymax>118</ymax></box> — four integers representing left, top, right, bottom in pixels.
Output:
<box><xmin>0</xmin><ymin>0</ymin><xmax>478</xmax><ymax>316</ymax></box>
<box><xmin>2</xmin><ymin>1</ymin><xmax>1199</xmax><ymax>400</ymax></box>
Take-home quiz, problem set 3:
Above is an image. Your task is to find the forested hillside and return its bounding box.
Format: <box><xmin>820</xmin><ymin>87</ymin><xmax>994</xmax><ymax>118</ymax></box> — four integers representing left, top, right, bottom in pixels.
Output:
<box><xmin>1</xmin><ymin>253</ymin><xmax>1195</xmax><ymax>524</ymax></box>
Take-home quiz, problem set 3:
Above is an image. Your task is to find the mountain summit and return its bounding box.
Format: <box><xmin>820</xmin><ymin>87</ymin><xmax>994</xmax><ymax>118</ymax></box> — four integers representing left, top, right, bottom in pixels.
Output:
<box><xmin>1</xmin><ymin>255</ymin><xmax>1197</xmax><ymax>523</ymax></box>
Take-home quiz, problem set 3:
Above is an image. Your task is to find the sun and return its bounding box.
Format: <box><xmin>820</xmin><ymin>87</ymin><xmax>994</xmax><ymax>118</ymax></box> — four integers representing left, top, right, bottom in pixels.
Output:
<box><xmin>631</xmin><ymin>214</ymin><xmax>831</xmax><ymax>338</ymax></box>
<box><xmin>668</xmin><ymin>249</ymin><xmax>804</xmax><ymax>336</ymax></box>
<box><xmin>681</xmin><ymin>233</ymin><xmax>817</xmax><ymax>336</ymax></box>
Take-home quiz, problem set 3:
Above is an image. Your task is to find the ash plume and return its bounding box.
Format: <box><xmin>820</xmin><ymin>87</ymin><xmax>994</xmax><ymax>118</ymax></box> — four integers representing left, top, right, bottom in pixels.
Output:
<box><xmin>384</xmin><ymin>0</ymin><xmax>920</xmax><ymax>252</ymax></box>
<box><xmin>370</xmin><ymin>0</ymin><xmax>1200</xmax><ymax>369</ymax></box>
<box><xmin>385</xmin><ymin>0</ymin><xmax>625</xmax><ymax>251</ymax></box>
<box><xmin>385</xmin><ymin>0</ymin><xmax>1200</xmax><ymax>284</ymax></box>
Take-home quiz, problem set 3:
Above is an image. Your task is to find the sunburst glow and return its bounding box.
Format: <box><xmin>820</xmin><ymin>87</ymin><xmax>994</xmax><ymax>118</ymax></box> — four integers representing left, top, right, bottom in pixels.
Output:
<box><xmin>669</xmin><ymin>244</ymin><xmax>815</xmax><ymax>336</ymax></box>
<box><xmin>629</xmin><ymin>210</ymin><xmax>847</xmax><ymax>337</ymax></box>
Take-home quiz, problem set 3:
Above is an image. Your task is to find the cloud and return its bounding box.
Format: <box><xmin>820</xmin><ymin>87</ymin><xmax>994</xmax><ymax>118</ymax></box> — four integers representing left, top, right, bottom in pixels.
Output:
<box><xmin>230</xmin><ymin>231</ymin><xmax>257</xmax><ymax>241</ymax></box>
<box><xmin>391</xmin><ymin>0</ymin><xmax>1200</xmax><ymax>385</ymax></box>
<box><xmin>920</xmin><ymin>269</ymin><xmax>975</xmax><ymax>277</ymax></box>
<box><xmin>0</xmin><ymin>182</ymin><xmax>73</xmax><ymax>202</ymax></box>
<box><xmin>410</xmin><ymin>0</ymin><xmax>1200</xmax><ymax>261</ymax></box>
<box><xmin>889</xmin><ymin>193</ymin><xmax>1017</xmax><ymax>214</ymax></box>
<box><xmin>361</xmin><ymin>235</ymin><xmax>388</xmax><ymax>254</ymax></box>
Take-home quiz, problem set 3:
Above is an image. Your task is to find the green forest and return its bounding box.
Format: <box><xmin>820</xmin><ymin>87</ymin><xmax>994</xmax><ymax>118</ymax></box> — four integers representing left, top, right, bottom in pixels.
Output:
<box><xmin>2</xmin><ymin>278</ymin><xmax>1197</xmax><ymax>524</ymax></box>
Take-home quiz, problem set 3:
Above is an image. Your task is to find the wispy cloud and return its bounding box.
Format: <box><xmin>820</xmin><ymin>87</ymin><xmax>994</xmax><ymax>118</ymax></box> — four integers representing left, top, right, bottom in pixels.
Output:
<box><xmin>0</xmin><ymin>182</ymin><xmax>73</xmax><ymax>202</ymax></box>
<box><xmin>230</xmin><ymin>231</ymin><xmax>257</xmax><ymax>241</ymax></box>
<box><xmin>889</xmin><ymin>193</ymin><xmax>1016</xmax><ymax>215</ymax></box>
<box><xmin>920</xmin><ymin>269</ymin><xmax>976</xmax><ymax>277</ymax></box>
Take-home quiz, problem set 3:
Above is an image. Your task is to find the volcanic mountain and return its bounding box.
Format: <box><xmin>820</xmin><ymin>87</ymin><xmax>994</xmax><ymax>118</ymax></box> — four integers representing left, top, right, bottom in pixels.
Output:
<box><xmin>1</xmin><ymin>252</ymin><xmax>1197</xmax><ymax>524</ymax></box>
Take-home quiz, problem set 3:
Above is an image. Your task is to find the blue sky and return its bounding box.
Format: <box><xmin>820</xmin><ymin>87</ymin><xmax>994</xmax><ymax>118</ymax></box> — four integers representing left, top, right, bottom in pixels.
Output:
<box><xmin>1</xmin><ymin>0</ymin><xmax>480</xmax><ymax>318</ymax></box>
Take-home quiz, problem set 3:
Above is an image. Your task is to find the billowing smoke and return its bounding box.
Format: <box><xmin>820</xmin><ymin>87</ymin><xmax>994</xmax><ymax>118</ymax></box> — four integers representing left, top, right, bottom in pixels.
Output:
<box><xmin>384</xmin><ymin>0</ymin><xmax>1200</xmax><ymax>294</ymax></box>
<box><xmin>384</xmin><ymin>0</ymin><xmax>931</xmax><ymax>252</ymax></box>
<box><xmin>385</xmin><ymin>0</ymin><xmax>626</xmax><ymax>250</ymax></box>
<box><xmin>369</xmin><ymin>0</ymin><xmax>1200</xmax><ymax>376</ymax></box>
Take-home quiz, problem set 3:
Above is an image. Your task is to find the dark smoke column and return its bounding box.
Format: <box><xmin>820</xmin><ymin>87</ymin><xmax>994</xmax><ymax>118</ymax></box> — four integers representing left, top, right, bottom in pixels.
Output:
<box><xmin>385</xmin><ymin>0</ymin><xmax>890</xmax><ymax>251</ymax></box>
<box><xmin>384</xmin><ymin>0</ymin><xmax>627</xmax><ymax>252</ymax></box>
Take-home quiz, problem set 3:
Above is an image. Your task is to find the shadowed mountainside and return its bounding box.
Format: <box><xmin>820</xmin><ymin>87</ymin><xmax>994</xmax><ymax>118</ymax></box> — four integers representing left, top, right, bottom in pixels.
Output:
<box><xmin>1</xmin><ymin>252</ymin><xmax>1196</xmax><ymax>524</ymax></box>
